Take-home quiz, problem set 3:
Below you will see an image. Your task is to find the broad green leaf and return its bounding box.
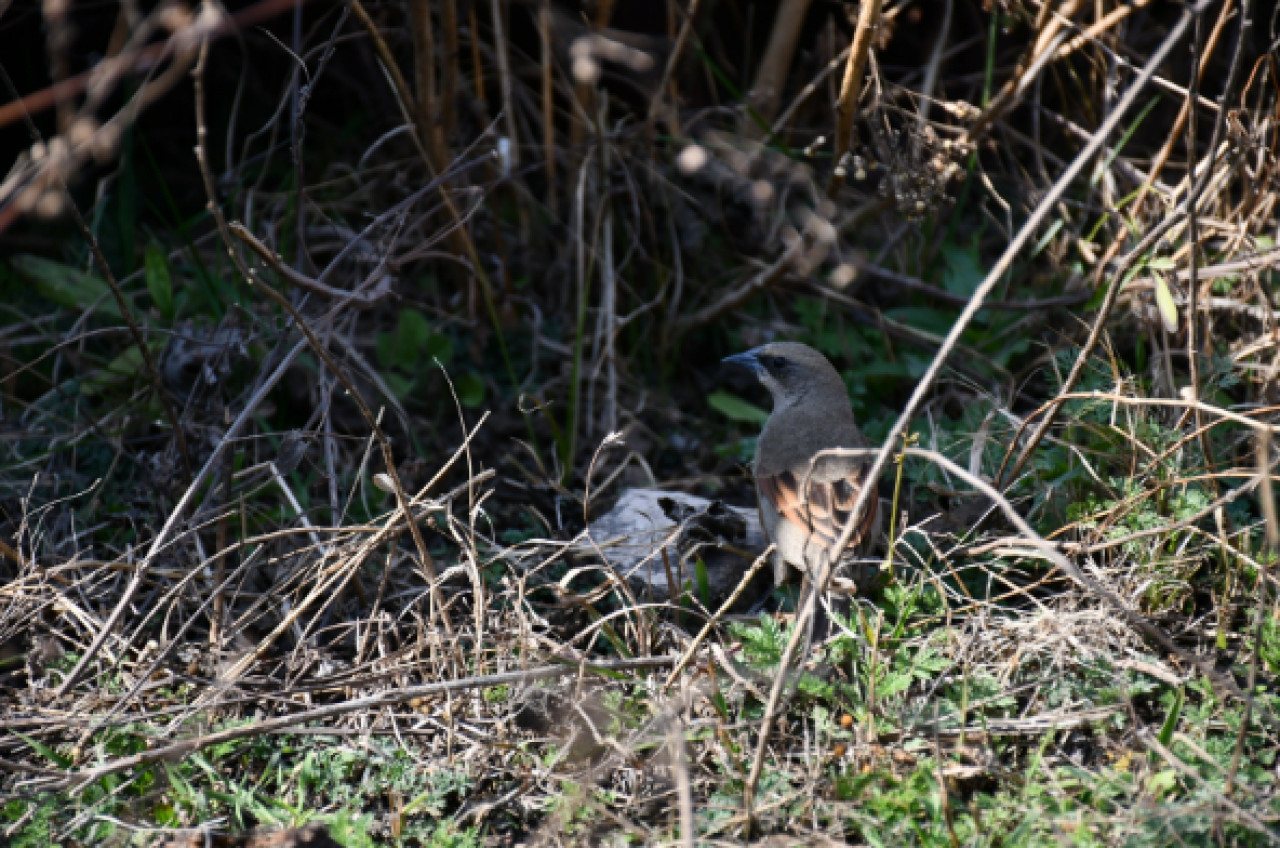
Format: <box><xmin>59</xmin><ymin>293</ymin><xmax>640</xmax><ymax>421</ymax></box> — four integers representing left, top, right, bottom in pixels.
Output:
<box><xmin>424</xmin><ymin>331</ymin><xmax>453</xmax><ymax>365</ymax></box>
<box><xmin>393</xmin><ymin>309</ymin><xmax>432</xmax><ymax>368</ymax></box>
<box><xmin>145</xmin><ymin>244</ymin><xmax>174</xmax><ymax>321</ymax></box>
<box><xmin>375</xmin><ymin>331</ymin><xmax>396</xmax><ymax>369</ymax></box>
<box><xmin>455</xmin><ymin>371</ymin><xmax>485</xmax><ymax>408</ymax></box>
<box><xmin>707</xmin><ymin>390</ymin><xmax>768</xmax><ymax>424</ymax></box>
<box><xmin>11</xmin><ymin>254</ymin><xmax>129</xmax><ymax>318</ymax></box>
<box><xmin>1145</xmin><ymin>768</ymin><xmax>1178</xmax><ymax>797</ymax></box>
<box><xmin>941</xmin><ymin>241</ymin><xmax>984</xmax><ymax>296</ymax></box>
<box><xmin>79</xmin><ymin>343</ymin><xmax>162</xmax><ymax>397</ymax></box>
<box><xmin>384</xmin><ymin>372</ymin><xmax>412</xmax><ymax>400</ymax></box>
<box><xmin>383</xmin><ymin>310</ymin><xmax>452</xmax><ymax>370</ymax></box>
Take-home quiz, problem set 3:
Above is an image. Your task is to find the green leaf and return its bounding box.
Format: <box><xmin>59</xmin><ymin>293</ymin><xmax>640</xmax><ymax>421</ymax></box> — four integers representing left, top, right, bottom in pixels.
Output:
<box><xmin>941</xmin><ymin>241</ymin><xmax>984</xmax><ymax>296</ymax></box>
<box><xmin>1145</xmin><ymin>768</ymin><xmax>1178</xmax><ymax>798</ymax></box>
<box><xmin>144</xmin><ymin>244</ymin><xmax>174</xmax><ymax>321</ymax></box>
<box><xmin>384</xmin><ymin>372</ymin><xmax>413</xmax><ymax>400</ymax></box>
<box><xmin>393</xmin><ymin>309</ymin><xmax>432</xmax><ymax>368</ymax></box>
<box><xmin>11</xmin><ymin>255</ymin><xmax>127</xmax><ymax>318</ymax></box>
<box><xmin>1260</xmin><ymin>615</ymin><xmax>1280</xmax><ymax>675</ymax></box>
<box><xmin>694</xmin><ymin>557</ymin><xmax>710</xmax><ymax>608</ymax></box>
<box><xmin>455</xmin><ymin>371</ymin><xmax>485</xmax><ymax>408</ymax></box>
<box><xmin>884</xmin><ymin>306</ymin><xmax>956</xmax><ymax>335</ymax></box>
<box><xmin>14</xmin><ymin>731</ymin><xmax>72</xmax><ymax>768</ymax></box>
<box><xmin>424</xmin><ymin>331</ymin><xmax>453</xmax><ymax>364</ymax></box>
<box><xmin>383</xmin><ymin>310</ymin><xmax>452</xmax><ymax>372</ymax></box>
<box><xmin>80</xmin><ymin>342</ymin><xmax>164</xmax><ymax>397</ymax></box>
<box><xmin>707</xmin><ymin>390</ymin><xmax>768</xmax><ymax>424</ymax></box>
<box><xmin>1153</xmin><ymin>274</ymin><xmax>1179</xmax><ymax>333</ymax></box>
<box><xmin>375</xmin><ymin>331</ymin><xmax>395</xmax><ymax>369</ymax></box>
<box><xmin>1157</xmin><ymin>685</ymin><xmax>1184</xmax><ymax>747</ymax></box>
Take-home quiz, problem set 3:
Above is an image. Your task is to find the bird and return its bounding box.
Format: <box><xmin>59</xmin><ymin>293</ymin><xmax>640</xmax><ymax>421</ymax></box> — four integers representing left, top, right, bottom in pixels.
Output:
<box><xmin>722</xmin><ymin>342</ymin><xmax>879</xmax><ymax>590</ymax></box>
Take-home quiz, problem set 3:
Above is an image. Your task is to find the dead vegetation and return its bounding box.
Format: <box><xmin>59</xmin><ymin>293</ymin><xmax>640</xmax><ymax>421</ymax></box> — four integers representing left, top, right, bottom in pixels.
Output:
<box><xmin>2</xmin><ymin>0</ymin><xmax>1280</xmax><ymax>844</ymax></box>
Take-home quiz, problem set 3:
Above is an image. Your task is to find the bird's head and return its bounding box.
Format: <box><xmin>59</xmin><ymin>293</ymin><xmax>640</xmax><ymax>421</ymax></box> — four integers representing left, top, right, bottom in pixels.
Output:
<box><xmin>721</xmin><ymin>342</ymin><xmax>846</xmax><ymax>410</ymax></box>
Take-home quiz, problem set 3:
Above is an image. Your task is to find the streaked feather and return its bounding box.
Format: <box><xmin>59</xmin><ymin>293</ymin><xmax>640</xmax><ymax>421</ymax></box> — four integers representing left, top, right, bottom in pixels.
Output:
<box><xmin>757</xmin><ymin>463</ymin><xmax>877</xmax><ymax>566</ymax></box>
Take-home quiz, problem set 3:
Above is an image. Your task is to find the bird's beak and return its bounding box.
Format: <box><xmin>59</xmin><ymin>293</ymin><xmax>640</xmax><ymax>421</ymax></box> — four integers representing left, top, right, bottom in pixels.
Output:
<box><xmin>721</xmin><ymin>351</ymin><xmax>762</xmax><ymax>376</ymax></box>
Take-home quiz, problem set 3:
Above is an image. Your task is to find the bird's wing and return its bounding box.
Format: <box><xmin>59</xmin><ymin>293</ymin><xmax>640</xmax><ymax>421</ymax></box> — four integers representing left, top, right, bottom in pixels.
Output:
<box><xmin>757</xmin><ymin>462</ymin><xmax>877</xmax><ymax>560</ymax></box>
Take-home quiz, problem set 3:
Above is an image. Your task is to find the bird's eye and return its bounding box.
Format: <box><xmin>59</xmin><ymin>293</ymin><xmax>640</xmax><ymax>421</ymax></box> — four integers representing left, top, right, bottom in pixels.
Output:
<box><xmin>768</xmin><ymin>356</ymin><xmax>787</xmax><ymax>371</ymax></box>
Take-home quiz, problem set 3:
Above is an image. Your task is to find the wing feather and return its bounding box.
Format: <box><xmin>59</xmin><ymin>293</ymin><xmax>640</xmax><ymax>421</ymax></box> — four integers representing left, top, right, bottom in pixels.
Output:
<box><xmin>758</xmin><ymin>465</ymin><xmax>877</xmax><ymax>562</ymax></box>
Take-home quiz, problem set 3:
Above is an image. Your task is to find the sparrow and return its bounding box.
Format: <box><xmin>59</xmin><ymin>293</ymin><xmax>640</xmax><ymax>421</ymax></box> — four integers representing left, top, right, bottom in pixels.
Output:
<box><xmin>722</xmin><ymin>342</ymin><xmax>878</xmax><ymax>588</ymax></box>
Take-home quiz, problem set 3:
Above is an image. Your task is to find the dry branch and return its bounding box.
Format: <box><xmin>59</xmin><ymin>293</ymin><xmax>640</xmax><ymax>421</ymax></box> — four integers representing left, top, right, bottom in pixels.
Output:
<box><xmin>830</xmin><ymin>0</ymin><xmax>883</xmax><ymax>192</ymax></box>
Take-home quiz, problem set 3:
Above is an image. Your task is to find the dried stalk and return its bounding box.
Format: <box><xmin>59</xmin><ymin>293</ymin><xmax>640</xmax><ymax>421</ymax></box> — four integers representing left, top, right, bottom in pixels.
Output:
<box><xmin>747</xmin><ymin>0</ymin><xmax>814</xmax><ymax>133</ymax></box>
<box><xmin>830</xmin><ymin>0</ymin><xmax>883</xmax><ymax>191</ymax></box>
<box><xmin>1132</xmin><ymin>0</ymin><xmax>1238</xmax><ymax>215</ymax></box>
<box><xmin>647</xmin><ymin>0</ymin><xmax>701</xmax><ymax>130</ymax></box>
<box><xmin>408</xmin><ymin>0</ymin><xmax>440</xmax><ymax>159</ymax></box>
<box><xmin>440</xmin><ymin>0</ymin><xmax>459</xmax><ymax>137</ymax></box>
<box><xmin>491</xmin><ymin>0</ymin><xmax>519</xmax><ymax>169</ymax></box>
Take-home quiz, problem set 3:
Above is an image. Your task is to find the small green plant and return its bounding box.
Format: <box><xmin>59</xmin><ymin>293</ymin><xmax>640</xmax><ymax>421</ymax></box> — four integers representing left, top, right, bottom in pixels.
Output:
<box><xmin>1261</xmin><ymin>611</ymin><xmax>1280</xmax><ymax>675</ymax></box>
<box><xmin>421</xmin><ymin>821</ymin><xmax>482</xmax><ymax>848</ymax></box>
<box><xmin>728</xmin><ymin>614</ymin><xmax>789</xmax><ymax>670</ymax></box>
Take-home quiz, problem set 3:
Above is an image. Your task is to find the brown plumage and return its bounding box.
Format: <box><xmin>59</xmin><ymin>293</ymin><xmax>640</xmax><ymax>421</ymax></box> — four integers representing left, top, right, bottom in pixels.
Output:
<box><xmin>723</xmin><ymin>342</ymin><xmax>878</xmax><ymax>586</ymax></box>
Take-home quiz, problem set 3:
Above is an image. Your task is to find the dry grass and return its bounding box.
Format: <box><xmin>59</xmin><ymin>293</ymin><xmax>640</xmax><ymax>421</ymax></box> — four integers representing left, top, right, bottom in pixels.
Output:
<box><xmin>1</xmin><ymin>0</ymin><xmax>1279</xmax><ymax>844</ymax></box>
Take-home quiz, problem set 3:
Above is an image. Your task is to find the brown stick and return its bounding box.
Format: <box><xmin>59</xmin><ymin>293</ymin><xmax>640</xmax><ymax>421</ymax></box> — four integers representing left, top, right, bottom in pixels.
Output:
<box><xmin>491</xmin><ymin>0</ymin><xmax>520</xmax><ymax>169</ymax></box>
<box><xmin>350</xmin><ymin>0</ymin><xmax>516</xmax><ymax>400</ymax></box>
<box><xmin>662</xmin><ymin>548</ymin><xmax>773</xmax><ymax>690</ymax></box>
<box><xmin>51</xmin><ymin>319</ymin><xmax>309</xmax><ymax>698</ymax></box>
<box><xmin>349</xmin><ymin>0</ymin><xmax>416</xmax><ymax>118</ymax></box>
<box><xmin>647</xmin><ymin>0</ymin><xmax>701</xmax><ymax>131</ymax></box>
<box><xmin>830</xmin><ymin>0</ymin><xmax>883</xmax><ymax>191</ymax></box>
<box><xmin>230</xmin><ymin>222</ymin><xmax>391</xmax><ymax>307</ymax></box>
<box><xmin>672</xmin><ymin>241</ymin><xmax>803</xmax><ymax>336</ymax></box>
<box><xmin>408</xmin><ymin>0</ymin><xmax>437</xmax><ymax>136</ymax></box>
<box><xmin>440</xmin><ymin>0</ymin><xmax>459</xmax><ymax>137</ymax></box>
<box><xmin>747</xmin><ymin>0</ymin><xmax>815</xmax><ymax>133</ymax></box>
<box><xmin>235</xmin><ymin>272</ymin><xmax>454</xmax><ymax>636</ymax></box>
<box><xmin>191</xmin><ymin>39</ymin><xmax>453</xmax><ymax>637</ymax></box>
